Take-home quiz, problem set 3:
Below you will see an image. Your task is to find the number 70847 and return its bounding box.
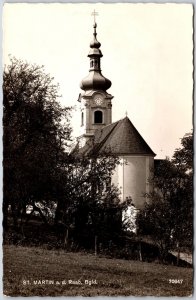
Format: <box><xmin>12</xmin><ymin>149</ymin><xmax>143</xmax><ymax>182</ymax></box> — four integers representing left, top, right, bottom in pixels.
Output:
<box><xmin>169</xmin><ymin>279</ymin><xmax>183</xmax><ymax>284</ymax></box>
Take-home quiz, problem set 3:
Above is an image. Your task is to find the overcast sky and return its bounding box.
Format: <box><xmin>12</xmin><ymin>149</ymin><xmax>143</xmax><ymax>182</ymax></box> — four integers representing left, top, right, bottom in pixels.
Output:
<box><xmin>3</xmin><ymin>3</ymin><xmax>193</xmax><ymax>159</ymax></box>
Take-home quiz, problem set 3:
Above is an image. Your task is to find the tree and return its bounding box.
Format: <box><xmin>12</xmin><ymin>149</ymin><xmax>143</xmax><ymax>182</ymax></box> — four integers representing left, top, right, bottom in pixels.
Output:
<box><xmin>53</xmin><ymin>151</ymin><xmax>130</xmax><ymax>249</ymax></box>
<box><xmin>136</xmin><ymin>132</ymin><xmax>193</xmax><ymax>262</ymax></box>
<box><xmin>3</xmin><ymin>57</ymin><xmax>72</xmax><ymax>230</ymax></box>
<box><xmin>172</xmin><ymin>132</ymin><xmax>193</xmax><ymax>173</ymax></box>
<box><xmin>171</xmin><ymin>132</ymin><xmax>193</xmax><ymax>248</ymax></box>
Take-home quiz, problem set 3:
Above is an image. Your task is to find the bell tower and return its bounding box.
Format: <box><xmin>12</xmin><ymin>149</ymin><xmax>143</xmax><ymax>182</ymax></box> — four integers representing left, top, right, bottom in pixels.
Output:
<box><xmin>78</xmin><ymin>16</ymin><xmax>113</xmax><ymax>145</ymax></box>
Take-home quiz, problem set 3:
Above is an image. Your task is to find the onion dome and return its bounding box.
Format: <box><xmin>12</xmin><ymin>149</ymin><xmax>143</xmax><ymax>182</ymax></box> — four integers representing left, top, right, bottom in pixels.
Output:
<box><xmin>80</xmin><ymin>22</ymin><xmax>112</xmax><ymax>92</ymax></box>
<box><xmin>80</xmin><ymin>71</ymin><xmax>111</xmax><ymax>91</ymax></box>
<box><xmin>90</xmin><ymin>23</ymin><xmax>101</xmax><ymax>49</ymax></box>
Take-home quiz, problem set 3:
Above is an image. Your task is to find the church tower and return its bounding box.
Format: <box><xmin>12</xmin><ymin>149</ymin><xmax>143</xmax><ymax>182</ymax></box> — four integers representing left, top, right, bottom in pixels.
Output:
<box><xmin>78</xmin><ymin>21</ymin><xmax>113</xmax><ymax>145</ymax></box>
<box><xmin>76</xmin><ymin>16</ymin><xmax>155</xmax><ymax>209</ymax></box>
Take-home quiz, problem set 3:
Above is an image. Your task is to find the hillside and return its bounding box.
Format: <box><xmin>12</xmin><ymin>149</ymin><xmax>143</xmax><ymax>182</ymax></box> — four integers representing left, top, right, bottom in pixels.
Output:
<box><xmin>3</xmin><ymin>245</ymin><xmax>193</xmax><ymax>296</ymax></box>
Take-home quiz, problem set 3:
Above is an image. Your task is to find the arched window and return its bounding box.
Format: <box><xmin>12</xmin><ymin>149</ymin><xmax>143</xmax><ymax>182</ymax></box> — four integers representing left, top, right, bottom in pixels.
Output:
<box><xmin>81</xmin><ymin>112</ymin><xmax>84</xmax><ymax>126</ymax></box>
<box><xmin>94</xmin><ymin>110</ymin><xmax>103</xmax><ymax>124</ymax></box>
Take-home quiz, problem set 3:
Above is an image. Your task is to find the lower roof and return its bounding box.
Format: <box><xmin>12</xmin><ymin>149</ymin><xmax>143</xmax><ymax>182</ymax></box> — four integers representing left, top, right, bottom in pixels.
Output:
<box><xmin>76</xmin><ymin>117</ymin><xmax>156</xmax><ymax>157</ymax></box>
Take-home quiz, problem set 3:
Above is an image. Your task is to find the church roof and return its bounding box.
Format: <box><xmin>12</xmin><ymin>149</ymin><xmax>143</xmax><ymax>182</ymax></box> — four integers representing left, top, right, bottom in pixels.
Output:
<box><xmin>77</xmin><ymin>117</ymin><xmax>156</xmax><ymax>157</ymax></box>
<box><xmin>80</xmin><ymin>70</ymin><xmax>111</xmax><ymax>91</ymax></box>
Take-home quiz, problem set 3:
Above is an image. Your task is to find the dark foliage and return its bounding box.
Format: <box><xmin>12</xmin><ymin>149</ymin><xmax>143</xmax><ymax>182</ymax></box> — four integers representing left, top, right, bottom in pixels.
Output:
<box><xmin>3</xmin><ymin>57</ymin><xmax>72</xmax><ymax>229</ymax></box>
<box><xmin>136</xmin><ymin>132</ymin><xmax>193</xmax><ymax>262</ymax></box>
<box><xmin>53</xmin><ymin>152</ymin><xmax>131</xmax><ymax>247</ymax></box>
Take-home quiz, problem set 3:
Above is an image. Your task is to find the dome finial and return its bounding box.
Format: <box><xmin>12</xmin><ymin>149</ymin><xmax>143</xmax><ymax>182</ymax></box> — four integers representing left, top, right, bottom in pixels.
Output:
<box><xmin>90</xmin><ymin>9</ymin><xmax>101</xmax><ymax>49</ymax></box>
<box><xmin>91</xmin><ymin>9</ymin><xmax>98</xmax><ymax>25</ymax></box>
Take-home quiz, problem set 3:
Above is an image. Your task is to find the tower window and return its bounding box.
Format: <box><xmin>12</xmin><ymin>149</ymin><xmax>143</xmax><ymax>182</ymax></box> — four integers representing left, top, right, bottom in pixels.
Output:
<box><xmin>94</xmin><ymin>110</ymin><xmax>103</xmax><ymax>124</ymax></box>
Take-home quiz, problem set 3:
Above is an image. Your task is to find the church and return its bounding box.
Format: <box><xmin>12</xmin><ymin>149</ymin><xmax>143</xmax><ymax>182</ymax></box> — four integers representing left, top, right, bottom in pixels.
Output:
<box><xmin>75</xmin><ymin>20</ymin><xmax>156</xmax><ymax>209</ymax></box>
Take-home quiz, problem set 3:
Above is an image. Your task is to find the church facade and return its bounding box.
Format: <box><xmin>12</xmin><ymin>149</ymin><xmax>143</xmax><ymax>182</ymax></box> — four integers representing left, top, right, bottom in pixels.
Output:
<box><xmin>76</xmin><ymin>21</ymin><xmax>155</xmax><ymax>209</ymax></box>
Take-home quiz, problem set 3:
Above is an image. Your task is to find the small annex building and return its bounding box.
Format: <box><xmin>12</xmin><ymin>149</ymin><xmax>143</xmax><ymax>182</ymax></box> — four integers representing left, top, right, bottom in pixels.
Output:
<box><xmin>75</xmin><ymin>20</ymin><xmax>156</xmax><ymax>209</ymax></box>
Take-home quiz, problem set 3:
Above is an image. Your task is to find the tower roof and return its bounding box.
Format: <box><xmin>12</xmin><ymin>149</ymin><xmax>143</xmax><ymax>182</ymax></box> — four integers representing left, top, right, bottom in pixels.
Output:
<box><xmin>77</xmin><ymin>117</ymin><xmax>156</xmax><ymax>157</ymax></box>
<box><xmin>80</xmin><ymin>71</ymin><xmax>111</xmax><ymax>91</ymax></box>
<box><xmin>89</xmin><ymin>23</ymin><xmax>102</xmax><ymax>55</ymax></box>
<box><xmin>80</xmin><ymin>21</ymin><xmax>111</xmax><ymax>93</ymax></box>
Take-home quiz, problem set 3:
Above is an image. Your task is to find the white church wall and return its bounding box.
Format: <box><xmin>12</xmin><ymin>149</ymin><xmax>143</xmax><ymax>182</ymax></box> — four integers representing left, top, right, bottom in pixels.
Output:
<box><xmin>112</xmin><ymin>156</ymin><xmax>154</xmax><ymax>209</ymax></box>
<box><xmin>146</xmin><ymin>156</ymin><xmax>154</xmax><ymax>195</ymax></box>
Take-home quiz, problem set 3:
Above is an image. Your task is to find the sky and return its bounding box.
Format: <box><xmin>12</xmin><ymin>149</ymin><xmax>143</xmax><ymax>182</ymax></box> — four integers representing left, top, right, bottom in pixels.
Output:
<box><xmin>3</xmin><ymin>3</ymin><xmax>193</xmax><ymax>159</ymax></box>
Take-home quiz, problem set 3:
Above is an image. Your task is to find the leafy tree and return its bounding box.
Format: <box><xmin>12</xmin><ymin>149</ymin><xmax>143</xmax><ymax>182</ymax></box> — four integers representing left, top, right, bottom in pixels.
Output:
<box><xmin>54</xmin><ymin>151</ymin><xmax>130</xmax><ymax>248</ymax></box>
<box><xmin>172</xmin><ymin>132</ymin><xmax>193</xmax><ymax>173</ymax></box>
<box><xmin>3</xmin><ymin>57</ymin><xmax>72</xmax><ymax>229</ymax></box>
<box><xmin>171</xmin><ymin>132</ymin><xmax>193</xmax><ymax>248</ymax></box>
<box><xmin>136</xmin><ymin>132</ymin><xmax>193</xmax><ymax>262</ymax></box>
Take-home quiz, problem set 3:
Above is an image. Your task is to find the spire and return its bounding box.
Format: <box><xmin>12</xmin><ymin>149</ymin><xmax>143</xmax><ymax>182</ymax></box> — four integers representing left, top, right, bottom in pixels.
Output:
<box><xmin>93</xmin><ymin>22</ymin><xmax>97</xmax><ymax>36</ymax></box>
<box><xmin>80</xmin><ymin>14</ymin><xmax>111</xmax><ymax>93</ymax></box>
<box><xmin>88</xmin><ymin>21</ymin><xmax>102</xmax><ymax>60</ymax></box>
<box><xmin>90</xmin><ymin>22</ymin><xmax>101</xmax><ymax>49</ymax></box>
<box><xmin>89</xmin><ymin>9</ymin><xmax>101</xmax><ymax>52</ymax></box>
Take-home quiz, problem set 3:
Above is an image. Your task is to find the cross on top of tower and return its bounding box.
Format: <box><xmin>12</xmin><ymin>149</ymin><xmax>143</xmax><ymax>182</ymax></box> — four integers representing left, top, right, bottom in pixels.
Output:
<box><xmin>91</xmin><ymin>9</ymin><xmax>98</xmax><ymax>24</ymax></box>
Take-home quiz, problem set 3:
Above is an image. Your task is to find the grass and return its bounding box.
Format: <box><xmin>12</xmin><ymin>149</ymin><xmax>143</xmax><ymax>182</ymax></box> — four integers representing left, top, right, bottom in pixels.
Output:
<box><xmin>3</xmin><ymin>245</ymin><xmax>193</xmax><ymax>296</ymax></box>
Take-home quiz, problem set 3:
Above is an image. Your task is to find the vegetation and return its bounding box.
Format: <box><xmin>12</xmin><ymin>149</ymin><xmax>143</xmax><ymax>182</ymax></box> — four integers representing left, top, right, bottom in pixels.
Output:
<box><xmin>3</xmin><ymin>58</ymin><xmax>128</xmax><ymax>250</ymax></box>
<box><xmin>3</xmin><ymin>57</ymin><xmax>72</xmax><ymax>230</ymax></box>
<box><xmin>3</xmin><ymin>245</ymin><xmax>193</xmax><ymax>297</ymax></box>
<box><xmin>136</xmin><ymin>132</ymin><xmax>193</xmax><ymax>262</ymax></box>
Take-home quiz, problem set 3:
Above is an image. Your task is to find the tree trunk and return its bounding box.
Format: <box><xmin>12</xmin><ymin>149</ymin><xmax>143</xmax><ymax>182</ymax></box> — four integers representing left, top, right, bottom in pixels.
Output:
<box><xmin>95</xmin><ymin>235</ymin><xmax>97</xmax><ymax>256</ymax></box>
<box><xmin>3</xmin><ymin>200</ymin><xmax>9</xmax><ymax>231</ymax></box>
<box><xmin>64</xmin><ymin>228</ymin><xmax>69</xmax><ymax>248</ymax></box>
<box><xmin>176</xmin><ymin>242</ymin><xmax>180</xmax><ymax>266</ymax></box>
<box><xmin>138</xmin><ymin>241</ymin><xmax>143</xmax><ymax>261</ymax></box>
<box><xmin>11</xmin><ymin>203</ymin><xmax>18</xmax><ymax>229</ymax></box>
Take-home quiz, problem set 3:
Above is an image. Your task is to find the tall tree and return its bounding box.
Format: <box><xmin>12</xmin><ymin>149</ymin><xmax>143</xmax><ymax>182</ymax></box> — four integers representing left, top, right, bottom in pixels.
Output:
<box><xmin>171</xmin><ymin>132</ymin><xmax>193</xmax><ymax>248</ymax></box>
<box><xmin>136</xmin><ymin>132</ymin><xmax>193</xmax><ymax>262</ymax></box>
<box><xmin>3</xmin><ymin>57</ymin><xmax>72</xmax><ymax>229</ymax></box>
